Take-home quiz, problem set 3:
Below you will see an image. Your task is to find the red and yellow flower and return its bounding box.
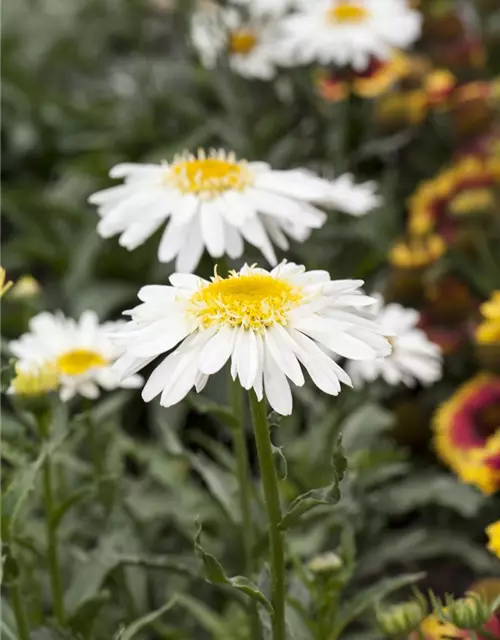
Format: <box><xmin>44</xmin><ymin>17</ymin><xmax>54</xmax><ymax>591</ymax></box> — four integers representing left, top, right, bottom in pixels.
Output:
<box><xmin>434</xmin><ymin>373</ymin><xmax>500</xmax><ymax>495</ymax></box>
<box><xmin>408</xmin><ymin>155</ymin><xmax>500</xmax><ymax>238</ymax></box>
<box><xmin>486</xmin><ymin>521</ymin><xmax>500</xmax><ymax>560</ymax></box>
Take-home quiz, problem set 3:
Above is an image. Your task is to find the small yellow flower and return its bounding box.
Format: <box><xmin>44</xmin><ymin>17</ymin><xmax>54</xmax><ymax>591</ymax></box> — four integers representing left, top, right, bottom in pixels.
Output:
<box><xmin>389</xmin><ymin>234</ymin><xmax>446</xmax><ymax>269</ymax></box>
<box><xmin>0</xmin><ymin>267</ymin><xmax>13</xmax><ymax>298</ymax></box>
<box><xmin>475</xmin><ymin>291</ymin><xmax>500</xmax><ymax>345</ymax></box>
<box><xmin>486</xmin><ymin>521</ymin><xmax>500</xmax><ymax>560</ymax></box>
<box><xmin>10</xmin><ymin>363</ymin><xmax>60</xmax><ymax>397</ymax></box>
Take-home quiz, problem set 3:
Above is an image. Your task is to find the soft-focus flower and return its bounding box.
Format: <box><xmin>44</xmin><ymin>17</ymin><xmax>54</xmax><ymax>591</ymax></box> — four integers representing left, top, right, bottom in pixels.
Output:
<box><xmin>113</xmin><ymin>262</ymin><xmax>391</xmax><ymax>416</ymax></box>
<box><xmin>191</xmin><ymin>4</ymin><xmax>281</xmax><ymax>79</ymax></box>
<box><xmin>377</xmin><ymin>596</ymin><xmax>427</xmax><ymax>636</ymax></box>
<box><xmin>424</xmin><ymin>69</ymin><xmax>457</xmax><ymax>107</ymax></box>
<box><xmin>89</xmin><ymin>149</ymin><xmax>369</xmax><ymax>272</ymax></box>
<box><xmin>389</xmin><ymin>234</ymin><xmax>446</xmax><ymax>270</ymax></box>
<box><xmin>476</xmin><ymin>292</ymin><xmax>500</xmax><ymax>345</ymax></box>
<box><xmin>279</xmin><ymin>0</ymin><xmax>422</xmax><ymax>71</ymax></box>
<box><xmin>231</xmin><ymin>0</ymin><xmax>294</xmax><ymax>18</ymax></box>
<box><xmin>10</xmin><ymin>275</ymin><xmax>41</xmax><ymax>300</ymax></box>
<box><xmin>434</xmin><ymin>373</ymin><xmax>500</xmax><ymax>495</ymax></box>
<box><xmin>329</xmin><ymin>173</ymin><xmax>381</xmax><ymax>216</ymax></box>
<box><xmin>409</xmin><ymin>156</ymin><xmax>500</xmax><ymax>238</ymax></box>
<box><xmin>9</xmin><ymin>363</ymin><xmax>60</xmax><ymax>397</ymax></box>
<box><xmin>486</xmin><ymin>521</ymin><xmax>500</xmax><ymax>560</ymax></box>
<box><xmin>375</xmin><ymin>89</ymin><xmax>428</xmax><ymax>129</ymax></box>
<box><xmin>0</xmin><ymin>267</ymin><xmax>13</xmax><ymax>298</ymax></box>
<box><xmin>317</xmin><ymin>49</ymin><xmax>411</xmax><ymax>101</ymax></box>
<box><xmin>308</xmin><ymin>551</ymin><xmax>343</xmax><ymax>574</ymax></box>
<box><xmin>9</xmin><ymin>311</ymin><xmax>143</xmax><ymax>402</ymax></box>
<box><xmin>347</xmin><ymin>297</ymin><xmax>442</xmax><ymax>387</ymax></box>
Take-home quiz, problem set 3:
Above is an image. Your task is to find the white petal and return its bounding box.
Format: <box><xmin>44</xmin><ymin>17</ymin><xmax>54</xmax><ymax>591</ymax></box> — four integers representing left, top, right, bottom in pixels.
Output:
<box><xmin>264</xmin><ymin>325</ymin><xmax>304</xmax><ymax>386</ymax></box>
<box><xmin>200</xmin><ymin>201</ymin><xmax>225</xmax><ymax>258</ymax></box>
<box><xmin>263</xmin><ymin>349</ymin><xmax>293</xmax><ymax>416</ymax></box>
<box><xmin>198</xmin><ymin>326</ymin><xmax>237</xmax><ymax>375</ymax></box>
<box><xmin>158</xmin><ymin>221</ymin><xmax>190</xmax><ymax>263</ymax></box>
<box><xmin>233</xmin><ymin>328</ymin><xmax>258</xmax><ymax>390</ymax></box>
<box><xmin>175</xmin><ymin>218</ymin><xmax>205</xmax><ymax>273</ymax></box>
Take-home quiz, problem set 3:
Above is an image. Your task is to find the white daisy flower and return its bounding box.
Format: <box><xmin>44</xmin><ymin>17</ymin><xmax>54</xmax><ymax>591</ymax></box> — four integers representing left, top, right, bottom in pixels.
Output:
<box><xmin>112</xmin><ymin>261</ymin><xmax>391</xmax><ymax>416</ymax></box>
<box><xmin>9</xmin><ymin>311</ymin><xmax>143</xmax><ymax>402</ymax></box>
<box><xmin>88</xmin><ymin>149</ymin><xmax>336</xmax><ymax>273</ymax></box>
<box><xmin>231</xmin><ymin>0</ymin><xmax>296</xmax><ymax>18</ymax></box>
<box><xmin>347</xmin><ymin>297</ymin><xmax>442</xmax><ymax>387</ymax></box>
<box><xmin>279</xmin><ymin>0</ymin><xmax>422</xmax><ymax>71</ymax></box>
<box><xmin>191</xmin><ymin>3</ymin><xmax>281</xmax><ymax>80</ymax></box>
<box><xmin>329</xmin><ymin>173</ymin><xmax>381</xmax><ymax>216</ymax></box>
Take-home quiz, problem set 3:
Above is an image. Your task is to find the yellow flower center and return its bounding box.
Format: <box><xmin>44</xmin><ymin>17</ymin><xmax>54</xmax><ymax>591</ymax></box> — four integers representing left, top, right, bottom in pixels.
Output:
<box><xmin>449</xmin><ymin>187</ymin><xmax>495</xmax><ymax>216</ymax></box>
<box><xmin>166</xmin><ymin>150</ymin><xmax>252</xmax><ymax>199</ymax></box>
<box><xmin>229</xmin><ymin>29</ymin><xmax>257</xmax><ymax>55</ymax></box>
<box><xmin>189</xmin><ymin>272</ymin><xmax>303</xmax><ymax>332</ymax></box>
<box><xmin>11</xmin><ymin>363</ymin><xmax>59</xmax><ymax>397</ymax></box>
<box><xmin>327</xmin><ymin>2</ymin><xmax>369</xmax><ymax>23</ymax></box>
<box><xmin>56</xmin><ymin>349</ymin><xmax>107</xmax><ymax>376</ymax></box>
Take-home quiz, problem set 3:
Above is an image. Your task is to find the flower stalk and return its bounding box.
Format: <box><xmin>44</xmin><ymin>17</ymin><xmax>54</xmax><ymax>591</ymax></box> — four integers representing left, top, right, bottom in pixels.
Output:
<box><xmin>231</xmin><ymin>381</ymin><xmax>260</xmax><ymax>640</ymax></box>
<box><xmin>11</xmin><ymin>579</ymin><xmax>30</xmax><ymax>640</ymax></box>
<box><xmin>39</xmin><ymin>413</ymin><xmax>64</xmax><ymax>624</ymax></box>
<box><xmin>249</xmin><ymin>390</ymin><xmax>286</xmax><ymax>640</ymax></box>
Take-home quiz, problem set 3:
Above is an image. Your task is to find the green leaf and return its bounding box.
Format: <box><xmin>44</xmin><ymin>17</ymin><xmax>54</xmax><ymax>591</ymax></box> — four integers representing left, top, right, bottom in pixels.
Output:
<box><xmin>50</xmin><ymin>486</ymin><xmax>94</xmax><ymax>530</ymax></box>
<box><xmin>195</xmin><ymin>521</ymin><xmax>273</xmax><ymax>612</ymax></box>
<box><xmin>188</xmin><ymin>394</ymin><xmax>239</xmax><ymax>430</ymax></box>
<box><xmin>115</xmin><ymin>598</ymin><xmax>177</xmax><ymax>640</ymax></box>
<box><xmin>279</xmin><ymin>435</ymin><xmax>347</xmax><ymax>530</ymax></box>
<box><xmin>369</xmin><ymin>472</ymin><xmax>484</xmax><ymax>517</ymax></box>
<box><xmin>188</xmin><ymin>453</ymin><xmax>239</xmax><ymax>524</ymax></box>
<box><xmin>2</xmin><ymin>429</ymin><xmax>66</xmax><ymax>538</ymax></box>
<box><xmin>341</xmin><ymin>404</ymin><xmax>394</xmax><ymax>454</ymax></box>
<box><xmin>176</xmin><ymin>593</ymin><xmax>235</xmax><ymax>639</ymax></box>
<box><xmin>331</xmin><ymin>573</ymin><xmax>425</xmax><ymax>638</ymax></box>
<box><xmin>272</xmin><ymin>444</ymin><xmax>288</xmax><ymax>480</ymax></box>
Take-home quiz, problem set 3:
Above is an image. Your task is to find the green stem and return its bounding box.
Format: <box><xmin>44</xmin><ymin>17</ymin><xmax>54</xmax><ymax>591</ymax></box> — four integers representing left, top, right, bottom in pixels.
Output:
<box><xmin>249</xmin><ymin>391</ymin><xmax>286</xmax><ymax>640</ymax></box>
<box><xmin>11</xmin><ymin>580</ymin><xmax>30</xmax><ymax>640</ymax></box>
<box><xmin>41</xmin><ymin>436</ymin><xmax>64</xmax><ymax>624</ymax></box>
<box><xmin>231</xmin><ymin>382</ymin><xmax>260</xmax><ymax>640</ymax></box>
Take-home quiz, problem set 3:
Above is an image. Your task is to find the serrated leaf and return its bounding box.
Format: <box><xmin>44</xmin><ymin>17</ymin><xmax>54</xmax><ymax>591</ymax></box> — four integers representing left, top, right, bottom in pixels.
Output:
<box><xmin>279</xmin><ymin>435</ymin><xmax>346</xmax><ymax>530</ymax></box>
<box><xmin>115</xmin><ymin>598</ymin><xmax>177</xmax><ymax>640</ymax></box>
<box><xmin>195</xmin><ymin>521</ymin><xmax>273</xmax><ymax>612</ymax></box>
<box><xmin>331</xmin><ymin>573</ymin><xmax>425</xmax><ymax>638</ymax></box>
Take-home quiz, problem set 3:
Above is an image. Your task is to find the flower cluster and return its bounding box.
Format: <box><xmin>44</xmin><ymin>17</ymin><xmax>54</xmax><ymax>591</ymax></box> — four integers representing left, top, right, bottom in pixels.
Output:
<box><xmin>191</xmin><ymin>0</ymin><xmax>422</xmax><ymax>80</ymax></box>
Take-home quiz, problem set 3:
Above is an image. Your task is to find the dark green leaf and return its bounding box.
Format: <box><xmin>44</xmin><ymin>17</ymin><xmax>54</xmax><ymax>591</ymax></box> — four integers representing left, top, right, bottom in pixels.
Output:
<box><xmin>115</xmin><ymin>598</ymin><xmax>177</xmax><ymax>640</ymax></box>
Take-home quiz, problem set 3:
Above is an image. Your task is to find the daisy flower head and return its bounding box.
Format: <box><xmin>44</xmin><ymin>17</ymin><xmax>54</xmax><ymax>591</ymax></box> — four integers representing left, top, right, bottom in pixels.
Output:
<box><xmin>347</xmin><ymin>296</ymin><xmax>442</xmax><ymax>387</ymax></box>
<box><xmin>190</xmin><ymin>2</ymin><xmax>281</xmax><ymax>80</ymax></box>
<box><xmin>9</xmin><ymin>311</ymin><xmax>143</xmax><ymax>402</ymax></box>
<box><xmin>231</xmin><ymin>0</ymin><xmax>296</xmax><ymax>18</ymax></box>
<box><xmin>112</xmin><ymin>261</ymin><xmax>391</xmax><ymax>416</ymax></box>
<box><xmin>279</xmin><ymin>0</ymin><xmax>422</xmax><ymax>71</ymax></box>
<box><xmin>88</xmin><ymin>149</ymin><xmax>339</xmax><ymax>273</ymax></box>
<box><xmin>434</xmin><ymin>373</ymin><xmax>500</xmax><ymax>495</ymax></box>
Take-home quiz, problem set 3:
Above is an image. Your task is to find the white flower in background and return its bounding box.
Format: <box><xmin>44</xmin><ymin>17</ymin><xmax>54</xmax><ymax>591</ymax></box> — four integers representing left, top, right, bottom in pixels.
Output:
<box><xmin>9</xmin><ymin>311</ymin><xmax>143</xmax><ymax>402</ymax></box>
<box><xmin>329</xmin><ymin>174</ymin><xmax>381</xmax><ymax>216</ymax></box>
<box><xmin>347</xmin><ymin>297</ymin><xmax>442</xmax><ymax>387</ymax></box>
<box><xmin>112</xmin><ymin>261</ymin><xmax>391</xmax><ymax>416</ymax></box>
<box><xmin>88</xmin><ymin>149</ymin><xmax>338</xmax><ymax>273</ymax></box>
<box><xmin>191</xmin><ymin>3</ymin><xmax>281</xmax><ymax>80</ymax></box>
<box><xmin>279</xmin><ymin>0</ymin><xmax>422</xmax><ymax>71</ymax></box>
<box><xmin>231</xmin><ymin>0</ymin><xmax>295</xmax><ymax>18</ymax></box>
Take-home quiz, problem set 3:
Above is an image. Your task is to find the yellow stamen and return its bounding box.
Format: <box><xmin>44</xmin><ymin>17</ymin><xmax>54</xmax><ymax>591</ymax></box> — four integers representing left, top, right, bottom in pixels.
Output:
<box><xmin>166</xmin><ymin>150</ymin><xmax>252</xmax><ymax>199</ymax></box>
<box><xmin>11</xmin><ymin>363</ymin><xmax>59</xmax><ymax>397</ymax></box>
<box><xmin>327</xmin><ymin>2</ymin><xmax>369</xmax><ymax>23</ymax></box>
<box><xmin>57</xmin><ymin>349</ymin><xmax>107</xmax><ymax>376</ymax></box>
<box><xmin>229</xmin><ymin>29</ymin><xmax>257</xmax><ymax>55</ymax></box>
<box><xmin>189</xmin><ymin>271</ymin><xmax>303</xmax><ymax>332</ymax></box>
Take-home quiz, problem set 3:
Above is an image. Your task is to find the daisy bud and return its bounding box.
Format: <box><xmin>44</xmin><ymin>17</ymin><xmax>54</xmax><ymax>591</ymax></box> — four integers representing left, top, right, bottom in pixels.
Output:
<box><xmin>308</xmin><ymin>552</ymin><xmax>343</xmax><ymax>575</ymax></box>
<box><xmin>430</xmin><ymin>591</ymin><xmax>494</xmax><ymax>631</ymax></box>
<box><xmin>376</xmin><ymin>596</ymin><xmax>427</xmax><ymax>636</ymax></box>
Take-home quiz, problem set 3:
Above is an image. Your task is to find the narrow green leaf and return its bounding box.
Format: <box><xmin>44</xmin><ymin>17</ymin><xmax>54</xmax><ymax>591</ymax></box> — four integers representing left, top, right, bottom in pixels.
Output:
<box><xmin>115</xmin><ymin>598</ymin><xmax>177</xmax><ymax>640</ymax></box>
<box><xmin>272</xmin><ymin>444</ymin><xmax>288</xmax><ymax>480</ymax></box>
<box><xmin>195</xmin><ymin>521</ymin><xmax>273</xmax><ymax>612</ymax></box>
<box><xmin>50</xmin><ymin>487</ymin><xmax>94</xmax><ymax>530</ymax></box>
<box><xmin>176</xmin><ymin>593</ymin><xmax>235</xmax><ymax>639</ymax></box>
<box><xmin>188</xmin><ymin>453</ymin><xmax>239</xmax><ymax>524</ymax></box>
